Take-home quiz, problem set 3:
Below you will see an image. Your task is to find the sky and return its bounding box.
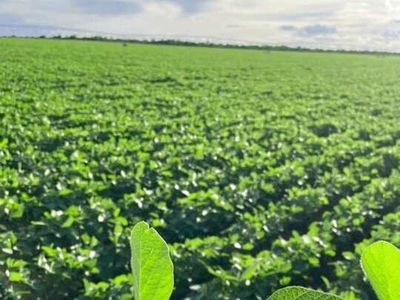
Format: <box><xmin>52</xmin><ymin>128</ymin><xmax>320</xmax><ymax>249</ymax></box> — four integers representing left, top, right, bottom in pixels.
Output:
<box><xmin>1</xmin><ymin>0</ymin><xmax>400</xmax><ymax>51</ymax></box>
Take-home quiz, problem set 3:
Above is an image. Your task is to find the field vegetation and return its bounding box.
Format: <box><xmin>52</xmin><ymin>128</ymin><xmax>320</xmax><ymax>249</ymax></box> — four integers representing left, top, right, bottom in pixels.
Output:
<box><xmin>1</xmin><ymin>39</ymin><xmax>400</xmax><ymax>299</ymax></box>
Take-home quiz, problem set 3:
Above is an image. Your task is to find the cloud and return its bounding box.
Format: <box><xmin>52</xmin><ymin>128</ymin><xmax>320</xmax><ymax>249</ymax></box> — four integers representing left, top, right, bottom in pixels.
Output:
<box><xmin>382</xmin><ymin>19</ymin><xmax>400</xmax><ymax>39</ymax></box>
<box><xmin>301</xmin><ymin>25</ymin><xmax>337</xmax><ymax>36</ymax></box>
<box><xmin>280</xmin><ymin>24</ymin><xmax>337</xmax><ymax>37</ymax></box>
<box><xmin>0</xmin><ymin>13</ymin><xmax>26</xmax><ymax>36</ymax></box>
<box><xmin>280</xmin><ymin>25</ymin><xmax>297</xmax><ymax>32</ymax></box>
<box><xmin>0</xmin><ymin>13</ymin><xmax>24</xmax><ymax>25</ymax></box>
<box><xmin>385</xmin><ymin>0</ymin><xmax>393</xmax><ymax>13</ymax></box>
<box><xmin>71</xmin><ymin>0</ymin><xmax>142</xmax><ymax>16</ymax></box>
<box><xmin>383</xmin><ymin>29</ymin><xmax>400</xmax><ymax>38</ymax></box>
<box><xmin>277</xmin><ymin>10</ymin><xmax>336</xmax><ymax>21</ymax></box>
<box><xmin>164</xmin><ymin>0</ymin><xmax>211</xmax><ymax>14</ymax></box>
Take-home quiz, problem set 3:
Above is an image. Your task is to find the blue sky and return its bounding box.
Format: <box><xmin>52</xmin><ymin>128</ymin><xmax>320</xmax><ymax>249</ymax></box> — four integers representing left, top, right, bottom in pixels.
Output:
<box><xmin>1</xmin><ymin>0</ymin><xmax>400</xmax><ymax>51</ymax></box>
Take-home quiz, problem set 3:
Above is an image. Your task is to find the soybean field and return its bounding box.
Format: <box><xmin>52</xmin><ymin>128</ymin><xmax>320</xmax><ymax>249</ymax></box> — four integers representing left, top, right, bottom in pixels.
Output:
<box><xmin>1</xmin><ymin>38</ymin><xmax>400</xmax><ymax>299</ymax></box>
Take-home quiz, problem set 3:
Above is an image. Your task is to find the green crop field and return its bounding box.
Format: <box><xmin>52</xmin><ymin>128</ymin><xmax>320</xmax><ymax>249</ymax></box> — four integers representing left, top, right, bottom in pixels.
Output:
<box><xmin>1</xmin><ymin>38</ymin><xmax>400</xmax><ymax>299</ymax></box>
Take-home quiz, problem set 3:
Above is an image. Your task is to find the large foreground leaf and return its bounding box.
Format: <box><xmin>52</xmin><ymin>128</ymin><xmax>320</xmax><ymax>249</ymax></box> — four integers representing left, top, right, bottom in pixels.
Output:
<box><xmin>361</xmin><ymin>241</ymin><xmax>400</xmax><ymax>300</ymax></box>
<box><xmin>267</xmin><ymin>287</ymin><xmax>344</xmax><ymax>300</ymax></box>
<box><xmin>130</xmin><ymin>221</ymin><xmax>174</xmax><ymax>300</ymax></box>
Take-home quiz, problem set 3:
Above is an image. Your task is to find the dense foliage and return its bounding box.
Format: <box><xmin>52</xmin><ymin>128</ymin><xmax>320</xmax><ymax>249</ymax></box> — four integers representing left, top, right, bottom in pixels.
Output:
<box><xmin>1</xmin><ymin>38</ymin><xmax>400</xmax><ymax>299</ymax></box>
<box><xmin>130</xmin><ymin>223</ymin><xmax>400</xmax><ymax>300</ymax></box>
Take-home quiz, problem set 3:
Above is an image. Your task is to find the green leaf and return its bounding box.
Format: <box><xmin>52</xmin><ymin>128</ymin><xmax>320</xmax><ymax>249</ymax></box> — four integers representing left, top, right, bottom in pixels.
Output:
<box><xmin>8</xmin><ymin>272</ymin><xmax>25</xmax><ymax>283</ymax></box>
<box><xmin>361</xmin><ymin>241</ymin><xmax>400</xmax><ymax>300</ymax></box>
<box><xmin>61</xmin><ymin>216</ymin><xmax>75</xmax><ymax>228</ymax></box>
<box><xmin>130</xmin><ymin>221</ymin><xmax>174</xmax><ymax>300</ymax></box>
<box><xmin>267</xmin><ymin>287</ymin><xmax>344</xmax><ymax>300</ymax></box>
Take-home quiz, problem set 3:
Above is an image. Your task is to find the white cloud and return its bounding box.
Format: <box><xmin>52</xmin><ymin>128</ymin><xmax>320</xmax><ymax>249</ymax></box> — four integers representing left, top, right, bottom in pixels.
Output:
<box><xmin>1</xmin><ymin>0</ymin><xmax>400</xmax><ymax>51</ymax></box>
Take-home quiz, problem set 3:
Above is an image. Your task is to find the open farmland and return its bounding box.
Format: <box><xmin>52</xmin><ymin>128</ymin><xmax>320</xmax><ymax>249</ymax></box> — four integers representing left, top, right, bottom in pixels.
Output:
<box><xmin>1</xmin><ymin>38</ymin><xmax>400</xmax><ymax>299</ymax></box>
